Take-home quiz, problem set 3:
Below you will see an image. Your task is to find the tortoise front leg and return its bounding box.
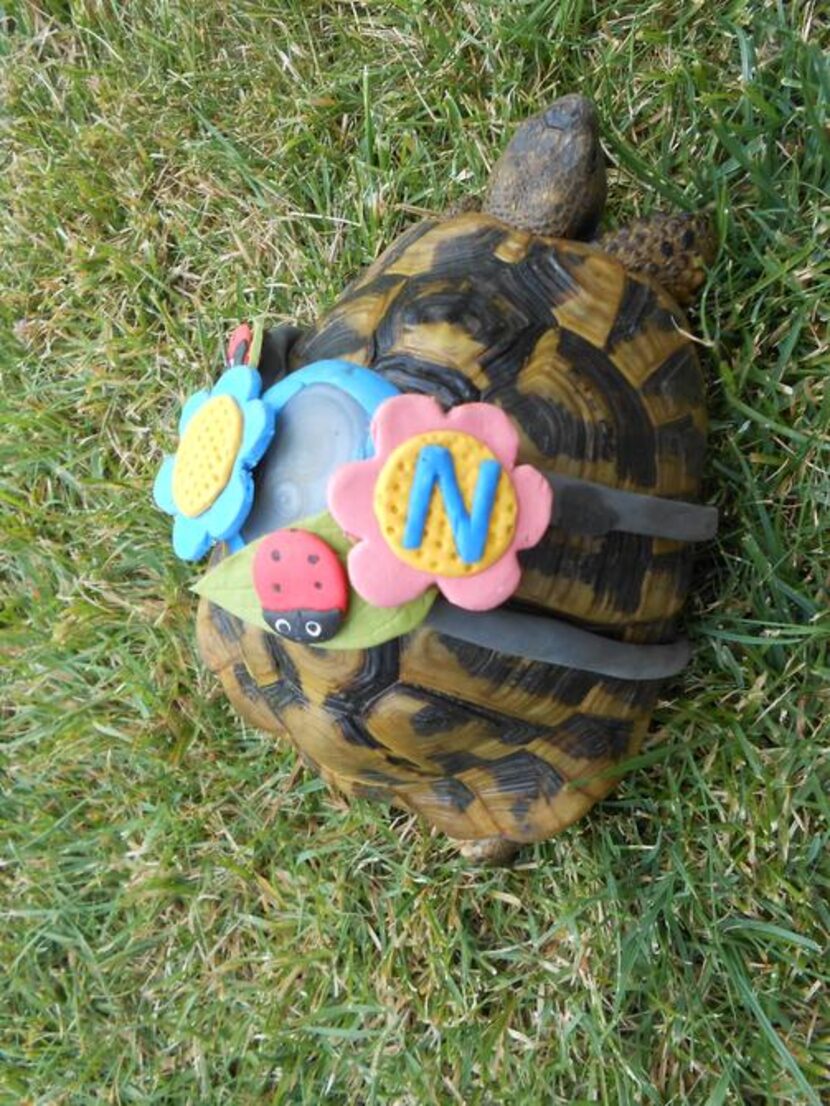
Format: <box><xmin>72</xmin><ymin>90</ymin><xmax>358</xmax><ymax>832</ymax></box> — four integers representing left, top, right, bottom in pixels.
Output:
<box><xmin>457</xmin><ymin>836</ymin><xmax>522</xmax><ymax>866</ymax></box>
<box><xmin>598</xmin><ymin>211</ymin><xmax>716</xmax><ymax>306</ymax></box>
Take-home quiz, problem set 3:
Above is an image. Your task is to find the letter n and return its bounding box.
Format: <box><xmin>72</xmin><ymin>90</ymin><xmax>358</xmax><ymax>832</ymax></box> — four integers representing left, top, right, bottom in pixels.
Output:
<box><xmin>401</xmin><ymin>444</ymin><xmax>501</xmax><ymax>563</ymax></box>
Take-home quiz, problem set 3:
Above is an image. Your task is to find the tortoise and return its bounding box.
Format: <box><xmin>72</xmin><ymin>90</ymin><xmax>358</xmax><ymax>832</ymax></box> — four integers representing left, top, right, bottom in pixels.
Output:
<box><xmin>195</xmin><ymin>94</ymin><xmax>716</xmax><ymax>864</ymax></box>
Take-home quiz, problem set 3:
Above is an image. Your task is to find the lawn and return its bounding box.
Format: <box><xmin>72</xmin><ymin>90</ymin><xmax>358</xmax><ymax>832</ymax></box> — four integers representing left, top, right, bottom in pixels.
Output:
<box><xmin>1</xmin><ymin>1</ymin><xmax>828</xmax><ymax>1103</ymax></box>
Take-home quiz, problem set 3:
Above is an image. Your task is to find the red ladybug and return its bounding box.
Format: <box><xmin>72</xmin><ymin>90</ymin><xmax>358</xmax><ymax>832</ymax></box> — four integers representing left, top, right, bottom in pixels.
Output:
<box><xmin>252</xmin><ymin>529</ymin><xmax>349</xmax><ymax>644</ymax></box>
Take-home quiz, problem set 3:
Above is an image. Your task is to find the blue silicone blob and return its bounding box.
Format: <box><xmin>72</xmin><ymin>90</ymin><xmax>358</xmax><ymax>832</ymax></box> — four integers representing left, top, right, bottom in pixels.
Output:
<box><xmin>261</xmin><ymin>358</ymin><xmax>399</xmax><ymax>417</ymax></box>
<box><xmin>243</xmin><ymin>384</ymin><xmax>368</xmax><ymax>542</ymax></box>
<box><xmin>243</xmin><ymin>362</ymin><xmax>399</xmax><ymax>543</ymax></box>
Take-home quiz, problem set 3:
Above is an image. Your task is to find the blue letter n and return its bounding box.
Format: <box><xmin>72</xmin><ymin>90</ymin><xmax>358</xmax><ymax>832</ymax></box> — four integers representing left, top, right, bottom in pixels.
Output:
<box><xmin>401</xmin><ymin>444</ymin><xmax>501</xmax><ymax>564</ymax></box>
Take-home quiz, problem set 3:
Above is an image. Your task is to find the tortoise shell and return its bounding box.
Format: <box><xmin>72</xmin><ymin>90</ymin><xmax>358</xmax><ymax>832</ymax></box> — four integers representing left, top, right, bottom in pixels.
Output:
<box><xmin>196</xmin><ymin>211</ymin><xmax>706</xmax><ymax>846</ymax></box>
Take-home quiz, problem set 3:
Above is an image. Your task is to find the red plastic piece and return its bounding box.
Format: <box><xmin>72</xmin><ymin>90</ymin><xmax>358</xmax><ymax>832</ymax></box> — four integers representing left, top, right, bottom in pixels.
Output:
<box><xmin>227</xmin><ymin>322</ymin><xmax>253</xmax><ymax>366</ymax></box>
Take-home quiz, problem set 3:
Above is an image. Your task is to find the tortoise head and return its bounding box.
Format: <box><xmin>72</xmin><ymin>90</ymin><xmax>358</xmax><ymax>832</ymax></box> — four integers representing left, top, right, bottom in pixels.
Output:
<box><xmin>483</xmin><ymin>94</ymin><xmax>606</xmax><ymax>240</ymax></box>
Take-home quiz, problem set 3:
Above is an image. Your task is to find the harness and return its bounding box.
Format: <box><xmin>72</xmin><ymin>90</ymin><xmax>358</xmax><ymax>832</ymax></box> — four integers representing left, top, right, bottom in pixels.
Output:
<box><xmin>429</xmin><ymin>476</ymin><xmax>716</xmax><ymax>680</ymax></box>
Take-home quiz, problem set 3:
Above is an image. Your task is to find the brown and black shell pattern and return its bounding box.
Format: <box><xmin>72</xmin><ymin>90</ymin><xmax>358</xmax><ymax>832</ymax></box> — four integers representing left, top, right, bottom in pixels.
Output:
<box><xmin>197</xmin><ymin>211</ymin><xmax>707</xmax><ymax>845</ymax></box>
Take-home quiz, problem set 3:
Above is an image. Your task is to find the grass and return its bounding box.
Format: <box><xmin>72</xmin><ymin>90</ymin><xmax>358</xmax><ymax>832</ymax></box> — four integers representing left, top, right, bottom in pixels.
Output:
<box><xmin>1</xmin><ymin>0</ymin><xmax>828</xmax><ymax>1103</ymax></box>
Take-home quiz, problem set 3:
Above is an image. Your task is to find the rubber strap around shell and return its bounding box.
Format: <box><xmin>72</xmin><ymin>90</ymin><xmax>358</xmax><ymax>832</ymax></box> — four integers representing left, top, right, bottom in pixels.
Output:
<box><xmin>427</xmin><ymin>602</ymin><xmax>692</xmax><ymax>680</ymax></box>
<box><xmin>547</xmin><ymin>473</ymin><xmax>718</xmax><ymax>542</ymax></box>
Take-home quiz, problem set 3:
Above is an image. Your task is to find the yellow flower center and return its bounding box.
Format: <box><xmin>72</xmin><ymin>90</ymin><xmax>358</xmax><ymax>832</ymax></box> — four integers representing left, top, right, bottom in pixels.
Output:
<box><xmin>373</xmin><ymin>430</ymin><xmax>517</xmax><ymax>577</ymax></box>
<box><xmin>172</xmin><ymin>395</ymin><xmax>243</xmax><ymax>518</ymax></box>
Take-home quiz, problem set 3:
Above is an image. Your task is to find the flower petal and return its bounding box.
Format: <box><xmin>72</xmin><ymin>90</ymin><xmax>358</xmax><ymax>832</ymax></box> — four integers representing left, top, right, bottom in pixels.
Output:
<box><xmin>438</xmin><ymin>554</ymin><xmax>523</xmax><ymax>611</ymax></box>
<box><xmin>239</xmin><ymin>398</ymin><xmax>275</xmax><ymax>462</ymax></box>
<box><xmin>203</xmin><ymin>470</ymin><xmax>252</xmax><ymax>542</ymax></box>
<box><xmin>446</xmin><ymin>403</ymin><xmax>520</xmax><ymax>468</ymax></box>
<box><xmin>327</xmin><ymin>457</ymin><xmax>384</xmax><ymax>540</ymax></box>
<box><xmin>370</xmin><ymin>394</ymin><xmax>446</xmax><ymax>455</ymax></box>
<box><xmin>179</xmin><ymin>389</ymin><xmax>210</xmax><ymax>434</ymax></box>
<box><xmin>153</xmin><ymin>455</ymin><xmax>177</xmax><ymax>515</ymax></box>
<box><xmin>172</xmin><ymin>513</ymin><xmax>212</xmax><ymax>561</ymax></box>
<box><xmin>511</xmin><ymin>465</ymin><xmax>554</xmax><ymax>549</ymax></box>
<box><xmin>213</xmin><ymin>364</ymin><xmax>261</xmax><ymax>403</ymax></box>
<box><xmin>347</xmin><ymin>540</ymin><xmax>432</xmax><ymax>607</ymax></box>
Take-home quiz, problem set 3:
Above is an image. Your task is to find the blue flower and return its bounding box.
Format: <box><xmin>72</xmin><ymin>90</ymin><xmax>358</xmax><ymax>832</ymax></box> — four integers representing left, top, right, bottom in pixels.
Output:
<box><xmin>154</xmin><ymin>364</ymin><xmax>275</xmax><ymax>561</ymax></box>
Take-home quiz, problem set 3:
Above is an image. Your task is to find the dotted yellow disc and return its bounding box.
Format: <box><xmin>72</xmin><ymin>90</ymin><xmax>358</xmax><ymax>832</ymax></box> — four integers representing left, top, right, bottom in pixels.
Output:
<box><xmin>374</xmin><ymin>430</ymin><xmax>517</xmax><ymax>577</ymax></box>
<box><xmin>171</xmin><ymin>395</ymin><xmax>243</xmax><ymax>518</ymax></box>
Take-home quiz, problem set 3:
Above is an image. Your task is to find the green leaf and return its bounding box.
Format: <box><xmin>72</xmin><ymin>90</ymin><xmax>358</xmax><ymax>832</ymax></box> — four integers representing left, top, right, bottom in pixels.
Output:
<box><xmin>192</xmin><ymin>511</ymin><xmax>436</xmax><ymax>650</ymax></box>
<box><xmin>249</xmin><ymin>317</ymin><xmax>264</xmax><ymax>369</ymax></box>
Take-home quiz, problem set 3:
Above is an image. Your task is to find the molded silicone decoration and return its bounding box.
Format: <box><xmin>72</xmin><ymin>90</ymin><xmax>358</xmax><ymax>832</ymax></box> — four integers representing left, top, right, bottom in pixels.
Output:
<box><xmin>226</xmin><ymin>319</ymin><xmax>264</xmax><ymax>369</ymax></box>
<box><xmin>374</xmin><ymin>429</ymin><xmax>519</xmax><ymax>577</ymax></box>
<box><xmin>227</xmin><ymin>322</ymin><xmax>253</xmax><ymax>366</ymax></box>
<box><xmin>328</xmin><ymin>394</ymin><xmax>553</xmax><ymax>611</ymax></box>
<box><xmin>261</xmin><ymin>359</ymin><xmax>399</xmax><ymax>422</ymax></box>
<box><xmin>242</xmin><ymin>384</ymin><xmax>373</xmax><ymax>543</ymax></box>
<box><xmin>193</xmin><ymin>510</ymin><xmax>437</xmax><ymax>650</ymax></box>
<box><xmin>153</xmin><ymin>364</ymin><xmax>275</xmax><ymax>561</ymax></box>
<box><xmin>401</xmin><ymin>445</ymin><xmax>503</xmax><ymax>561</ymax></box>
<box><xmin>241</xmin><ymin>359</ymin><xmax>400</xmax><ymax>544</ymax></box>
<box><xmin>252</xmin><ymin>528</ymin><xmax>348</xmax><ymax>643</ymax></box>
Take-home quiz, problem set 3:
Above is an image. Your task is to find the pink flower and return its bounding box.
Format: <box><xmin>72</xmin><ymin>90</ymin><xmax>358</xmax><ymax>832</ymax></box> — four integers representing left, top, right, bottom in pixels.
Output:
<box><xmin>327</xmin><ymin>395</ymin><xmax>553</xmax><ymax>611</ymax></box>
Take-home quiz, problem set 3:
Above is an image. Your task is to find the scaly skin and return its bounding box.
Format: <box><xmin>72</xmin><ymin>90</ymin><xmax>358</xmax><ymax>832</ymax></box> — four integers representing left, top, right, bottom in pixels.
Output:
<box><xmin>484</xmin><ymin>94</ymin><xmax>607</xmax><ymax>240</ymax></box>
<box><xmin>598</xmin><ymin>211</ymin><xmax>716</xmax><ymax>306</ymax></box>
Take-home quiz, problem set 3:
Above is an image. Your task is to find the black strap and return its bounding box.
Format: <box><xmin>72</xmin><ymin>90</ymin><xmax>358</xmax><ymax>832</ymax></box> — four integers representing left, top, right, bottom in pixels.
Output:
<box><xmin>427</xmin><ymin>603</ymin><xmax>691</xmax><ymax>680</ymax></box>
<box><xmin>547</xmin><ymin>473</ymin><xmax>718</xmax><ymax>542</ymax></box>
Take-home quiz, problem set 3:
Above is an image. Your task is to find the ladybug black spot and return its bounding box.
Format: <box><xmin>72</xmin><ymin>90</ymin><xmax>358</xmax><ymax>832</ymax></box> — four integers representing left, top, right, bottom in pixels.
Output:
<box><xmin>270</xmin><ymin>549</ymin><xmax>281</xmax><ymax>562</ymax></box>
<box><xmin>314</xmin><ymin>581</ymin><xmax>323</xmax><ymax>589</ymax></box>
<box><xmin>307</xmin><ymin>554</ymin><xmax>320</xmax><ymax>565</ymax></box>
<box><xmin>272</xmin><ymin>583</ymin><xmax>282</xmax><ymax>593</ymax></box>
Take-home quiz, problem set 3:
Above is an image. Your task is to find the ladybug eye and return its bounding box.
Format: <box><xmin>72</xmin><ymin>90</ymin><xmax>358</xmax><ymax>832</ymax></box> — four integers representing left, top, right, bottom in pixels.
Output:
<box><xmin>274</xmin><ymin>618</ymin><xmax>292</xmax><ymax>635</ymax></box>
<box><xmin>305</xmin><ymin>620</ymin><xmax>322</xmax><ymax>638</ymax></box>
